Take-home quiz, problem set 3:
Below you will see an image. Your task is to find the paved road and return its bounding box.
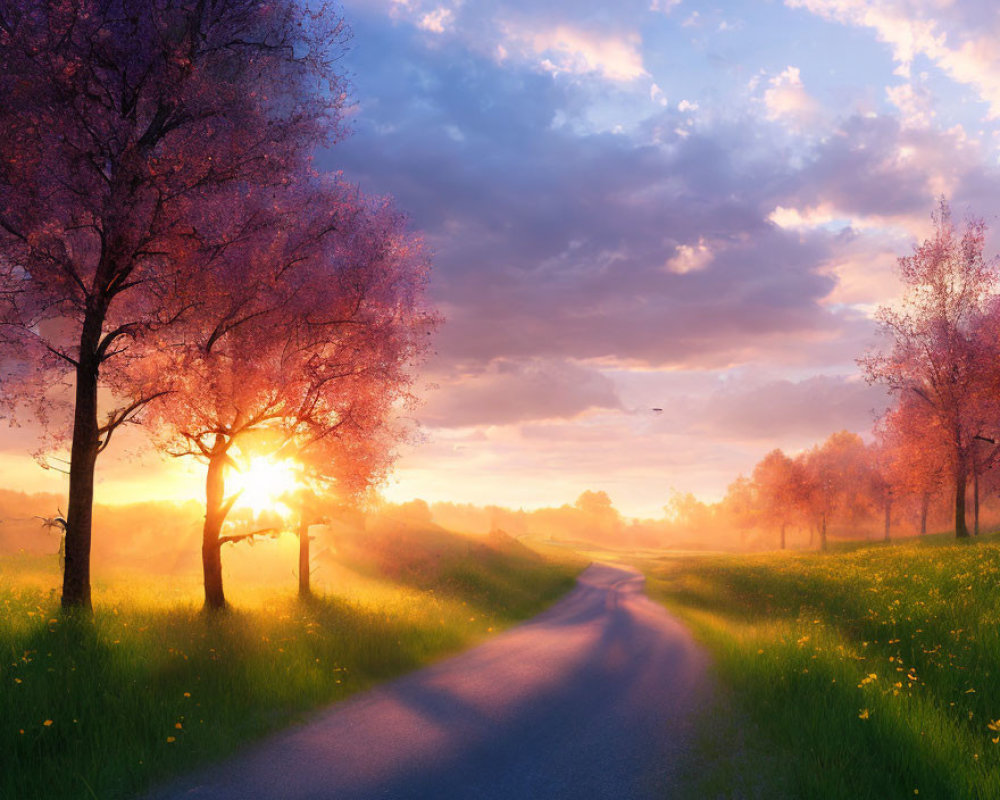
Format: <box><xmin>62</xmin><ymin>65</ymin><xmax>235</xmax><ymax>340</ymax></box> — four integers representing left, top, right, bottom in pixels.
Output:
<box><xmin>149</xmin><ymin>563</ymin><xmax>711</xmax><ymax>800</ymax></box>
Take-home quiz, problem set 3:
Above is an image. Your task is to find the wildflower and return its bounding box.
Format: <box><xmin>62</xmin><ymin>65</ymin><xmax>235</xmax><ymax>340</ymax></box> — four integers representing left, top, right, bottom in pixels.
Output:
<box><xmin>175</xmin><ymin>722</ymin><xmax>183</xmax><ymax>729</ymax></box>
<box><xmin>987</xmin><ymin>720</ymin><xmax>1000</xmax><ymax>733</ymax></box>
<box><xmin>859</xmin><ymin>709</ymin><xmax>870</xmax><ymax>720</ymax></box>
<box><xmin>43</xmin><ymin>719</ymin><xmax>52</xmax><ymax>727</ymax></box>
<box><xmin>183</xmin><ymin>692</ymin><xmax>191</xmax><ymax>698</ymax></box>
<box><xmin>167</xmin><ymin>736</ymin><xmax>176</xmax><ymax>743</ymax></box>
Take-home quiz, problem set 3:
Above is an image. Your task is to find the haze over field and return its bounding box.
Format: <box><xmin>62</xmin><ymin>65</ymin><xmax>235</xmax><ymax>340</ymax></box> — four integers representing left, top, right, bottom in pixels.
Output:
<box><xmin>6</xmin><ymin>1</ymin><xmax>1000</xmax><ymax>519</ymax></box>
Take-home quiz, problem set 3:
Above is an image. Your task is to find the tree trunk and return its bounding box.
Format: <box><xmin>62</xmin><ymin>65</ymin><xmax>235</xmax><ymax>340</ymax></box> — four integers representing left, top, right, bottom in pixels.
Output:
<box><xmin>298</xmin><ymin>517</ymin><xmax>311</xmax><ymax>599</ymax></box>
<box><xmin>974</xmin><ymin>464</ymin><xmax>980</xmax><ymax>536</ymax></box>
<box><xmin>819</xmin><ymin>512</ymin><xmax>827</xmax><ymax>551</ymax></box>
<box><xmin>955</xmin><ymin>456</ymin><xmax>969</xmax><ymax>539</ymax></box>
<box><xmin>62</xmin><ymin>321</ymin><xmax>103</xmax><ymax>611</ymax></box>
<box><xmin>883</xmin><ymin>496</ymin><xmax>891</xmax><ymax>542</ymax></box>
<box><xmin>920</xmin><ymin>492</ymin><xmax>930</xmax><ymax>536</ymax></box>
<box><xmin>202</xmin><ymin>443</ymin><xmax>229</xmax><ymax>611</ymax></box>
<box><xmin>780</xmin><ymin>523</ymin><xmax>786</xmax><ymax>550</ymax></box>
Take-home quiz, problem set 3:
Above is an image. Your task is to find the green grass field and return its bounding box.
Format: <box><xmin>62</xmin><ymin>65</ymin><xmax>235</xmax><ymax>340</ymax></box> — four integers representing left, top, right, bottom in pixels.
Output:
<box><xmin>2</xmin><ymin>527</ymin><xmax>582</xmax><ymax>800</ymax></box>
<box><xmin>646</xmin><ymin>534</ymin><xmax>1000</xmax><ymax>799</ymax></box>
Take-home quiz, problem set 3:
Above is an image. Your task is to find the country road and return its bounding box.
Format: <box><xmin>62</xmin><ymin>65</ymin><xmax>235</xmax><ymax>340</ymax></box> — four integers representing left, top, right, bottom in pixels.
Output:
<box><xmin>148</xmin><ymin>563</ymin><xmax>711</xmax><ymax>800</ymax></box>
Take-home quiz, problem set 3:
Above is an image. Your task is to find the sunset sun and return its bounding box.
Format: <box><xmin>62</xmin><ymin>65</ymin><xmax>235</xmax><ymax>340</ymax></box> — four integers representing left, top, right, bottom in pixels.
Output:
<box><xmin>228</xmin><ymin>457</ymin><xmax>301</xmax><ymax>516</ymax></box>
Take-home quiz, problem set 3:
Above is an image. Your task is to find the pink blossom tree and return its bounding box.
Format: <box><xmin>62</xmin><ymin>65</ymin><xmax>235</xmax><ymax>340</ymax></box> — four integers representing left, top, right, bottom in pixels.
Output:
<box><xmin>290</xmin><ymin>403</ymin><xmax>400</xmax><ymax>599</ymax></box>
<box><xmin>751</xmin><ymin>448</ymin><xmax>805</xmax><ymax>549</ymax></box>
<box><xmin>131</xmin><ymin>190</ymin><xmax>433</xmax><ymax>610</ymax></box>
<box><xmin>861</xmin><ymin>200</ymin><xmax>998</xmax><ymax>538</ymax></box>
<box><xmin>0</xmin><ymin>0</ymin><xmax>348</xmax><ymax>609</ymax></box>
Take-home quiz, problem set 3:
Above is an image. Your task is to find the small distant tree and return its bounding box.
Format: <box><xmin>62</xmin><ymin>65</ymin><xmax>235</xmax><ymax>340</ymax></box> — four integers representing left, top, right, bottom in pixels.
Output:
<box><xmin>751</xmin><ymin>449</ymin><xmax>803</xmax><ymax>549</ymax></box>
<box><xmin>861</xmin><ymin>200</ymin><xmax>998</xmax><ymax>538</ymax></box>
<box><xmin>573</xmin><ymin>490</ymin><xmax>624</xmax><ymax>544</ymax></box>
<box><xmin>721</xmin><ymin>475</ymin><xmax>756</xmax><ymax>546</ymax></box>
<box><xmin>291</xmin><ymin>407</ymin><xmax>398</xmax><ymax>599</ymax></box>
<box><xmin>666</xmin><ymin>491</ymin><xmax>715</xmax><ymax>534</ymax></box>
<box><xmin>801</xmin><ymin>431</ymin><xmax>871</xmax><ymax>550</ymax></box>
<box><xmin>867</xmin><ymin>435</ymin><xmax>907</xmax><ymax>543</ymax></box>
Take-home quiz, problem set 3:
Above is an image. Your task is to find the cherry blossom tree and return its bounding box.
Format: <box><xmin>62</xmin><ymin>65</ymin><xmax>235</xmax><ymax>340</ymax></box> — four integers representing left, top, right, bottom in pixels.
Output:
<box><xmin>291</xmin><ymin>405</ymin><xmax>399</xmax><ymax>599</ymax></box>
<box><xmin>751</xmin><ymin>448</ymin><xmax>804</xmax><ymax>549</ymax></box>
<box><xmin>867</xmin><ymin>435</ymin><xmax>909</xmax><ymax>543</ymax></box>
<box><xmin>132</xmin><ymin>191</ymin><xmax>433</xmax><ymax>610</ymax></box>
<box><xmin>877</xmin><ymin>394</ymin><xmax>948</xmax><ymax>535</ymax></box>
<box><xmin>0</xmin><ymin>0</ymin><xmax>348</xmax><ymax>609</ymax></box>
<box><xmin>861</xmin><ymin>200</ymin><xmax>998</xmax><ymax>538</ymax></box>
<box><xmin>800</xmin><ymin>431</ymin><xmax>871</xmax><ymax>550</ymax></box>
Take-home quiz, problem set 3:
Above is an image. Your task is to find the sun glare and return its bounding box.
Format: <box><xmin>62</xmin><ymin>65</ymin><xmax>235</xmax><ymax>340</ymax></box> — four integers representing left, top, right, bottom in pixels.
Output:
<box><xmin>228</xmin><ymin>457</ymin><xmax>301</xmax><ymax>516</ymax></box>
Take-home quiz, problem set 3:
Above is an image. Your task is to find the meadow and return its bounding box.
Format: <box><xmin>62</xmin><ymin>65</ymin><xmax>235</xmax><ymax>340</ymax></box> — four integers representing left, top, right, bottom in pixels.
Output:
<box><xmin>2</xmin><ymin>523</ymin><xmax>582</xmax><ymax>800</ymax></box>
<box><xmin>646</xmin><ymin>534</ymin><xmax>1000</xmax><ymax>799</ymax></box>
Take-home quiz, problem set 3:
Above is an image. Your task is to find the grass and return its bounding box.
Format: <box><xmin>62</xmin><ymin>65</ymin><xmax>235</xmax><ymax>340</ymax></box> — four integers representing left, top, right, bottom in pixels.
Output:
<box><xmin>2</xmin><ymin>529</ymin><xmax>582</xmax><ymax>800</ymax></box>
<box><xmin>645</xmin><ymin>533</ymin><xmax>1000</xmax><ymax>799</ymax></box>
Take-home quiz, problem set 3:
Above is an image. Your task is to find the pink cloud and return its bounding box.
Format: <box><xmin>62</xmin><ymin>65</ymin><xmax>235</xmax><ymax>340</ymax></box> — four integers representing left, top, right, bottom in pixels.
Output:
<box><xmin>764</xmin><ymin>66</ymin><xmax>822</xmax><ymax>127</ymax></box>
<box><xmin>418</xmin><ymin>358</ymin><xmax>623</xmax><ymax>427</ymax></box>
<box><xmin>498</xmin><ymin>20</ymin><xmax>648</xmax><ymax>81</ymax></box>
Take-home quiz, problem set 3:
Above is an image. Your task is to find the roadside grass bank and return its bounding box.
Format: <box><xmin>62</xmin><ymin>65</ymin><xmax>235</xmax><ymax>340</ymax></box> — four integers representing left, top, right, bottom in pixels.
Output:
<box><xmin>2</xmin><ymin>530</ymin><xmax>582</xmax><ymax>800</ymax></box>
<box><xmin>646</xmin><ymin>534</ymin><xmax>1000</xmax><ymax>799</ymax></box>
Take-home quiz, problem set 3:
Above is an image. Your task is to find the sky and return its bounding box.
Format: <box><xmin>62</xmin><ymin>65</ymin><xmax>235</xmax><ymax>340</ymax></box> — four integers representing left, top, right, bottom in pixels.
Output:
<box><xmin>8</xmin><ymin>0</ymin><xmax>1000</xmax><ymax>518</ymax></box>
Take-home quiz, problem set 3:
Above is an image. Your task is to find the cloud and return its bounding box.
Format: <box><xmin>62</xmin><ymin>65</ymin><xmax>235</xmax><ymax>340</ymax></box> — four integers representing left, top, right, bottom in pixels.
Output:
<box><xmin>886</xmin><ymin>81</ymin><xmax>935</xmax><ymax>128</ymax></box>
<box><xmin>787</xmin><ymin>0</ymin><xmax>1000</xmax><ymax>118</ymax></box>
<box><xmin>499</xmin><ymin>21</ymin><xmax>648</xmax><ymax>81</ymax></box>
<box><xmin>418</xmin><ymin>7</ymin><xmax>454</xmax><ymax>33</ymax></box>
<box><xmin>818</xmin><ymin>233</ymin><xmax>907</xmax><ymax>309</ymax></box>
<box><xmin>776</xmin><ymin>114</ymin><xmax>987</xmax><ymax>227</ymax></box>
<box><xmin>418</xmin><ymin>358</ymin><xmax>623</xmax><ymax>427</ymax></box>
<box><xmin>695</xmin><ymin>374</ymin><xmax>888</xmax><ymax>442</ymax></box>
<box><xmin>764</xmin><ymin>66</ymin><xmax>821</xmax><ymax>127</ymax></box>
<box><xmin>329</xmin><ymin>25</ymin><xmax>899</xmax><ymax>371</ymax></box>
<box><xmin>665</xmin><ymin>238</ymin><xmax>713</xmax><ymax>274</ymax></box>
<box><xmin>649</xmin><ymin>0</ymin><xmax>681</xmax><ymax>14</ymax></box>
